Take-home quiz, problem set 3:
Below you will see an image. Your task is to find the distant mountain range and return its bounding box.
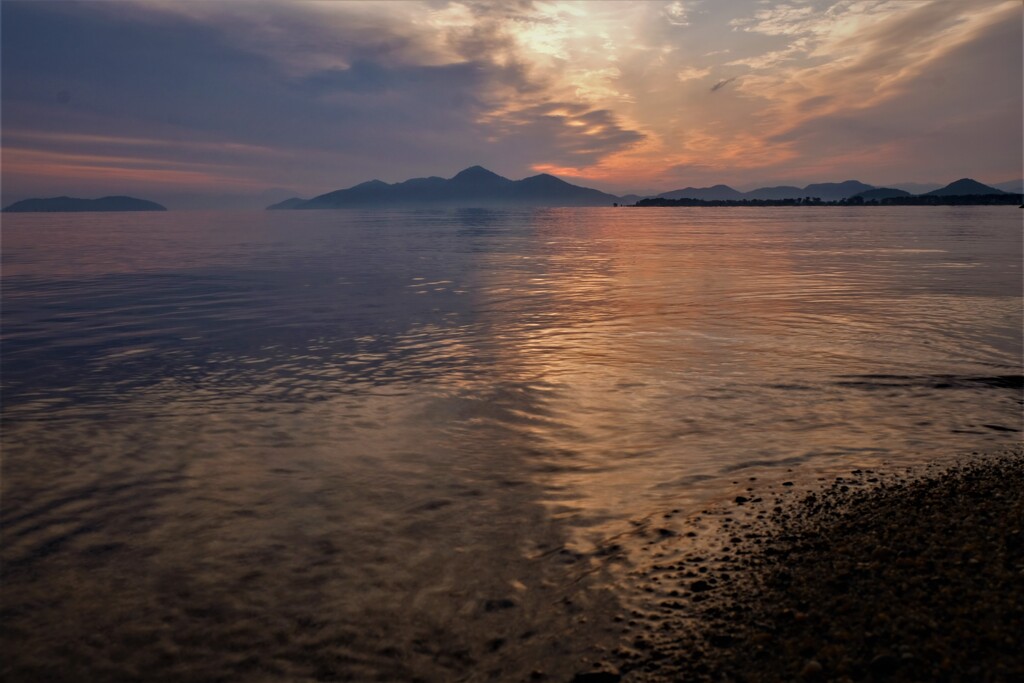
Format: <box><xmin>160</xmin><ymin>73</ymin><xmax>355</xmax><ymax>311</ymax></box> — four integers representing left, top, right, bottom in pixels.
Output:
<box><xmin>2</xmin><ymin>173</ymin><xmax>1011</xmax><ymax>213</ymax></box>
<box><xmin>3</xmin><ymin>195</ymin><xmax>167</xmax><ymax>212</ymax></box>
<box><xmin>654</xmin><ymin>178</ymin><xmax>1013</xmax><ymax>202</ymax></box>
<box><xmin>639</xmin><ymin>177</ymin><xmax>1016</xmax><ymax>207</ymax></box>
<box><xmin>655</xmin><ymin>184</ymin><xmax>746</xmax><ymax>201</ymax></box>
<box><xmin>922</xmin><ymin>178</ymin><xmax>1008</xmax><ymax>196</ymax></box>
<box><xmin>269</xmin><ymin>168</ymin><xmax>1012</xmax><ymax>209</ymax></box>
<box><xmin>839</xmin><ymin>176</ymin><xmax>1007</xmax><ymax>200</ymax></box>
<box><xmin>657</xmin><ymin>180</ymin><xmax>877</xmax><ymax>202</ymax></box>
<box><xmin>268</xmin><ymin>166</ymin><xmax>618</xmax><ymax>209</ymax></box>
<box><xmin>844</xmin><ymin>178</ymin><xmax>1008</xmax><ymax>201</ymax></box>
<box><xmin>851</xmin><ymin>187</ymin><xmax>912</xmax><ymax>200</ymax></box>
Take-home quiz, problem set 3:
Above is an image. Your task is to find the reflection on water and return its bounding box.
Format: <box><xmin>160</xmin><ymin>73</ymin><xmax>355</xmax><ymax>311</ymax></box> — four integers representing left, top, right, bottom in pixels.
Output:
<box><xmin>2</xmin><ymin>207</ymin><xmax>1021</xmax><ymax>680</ymax></box>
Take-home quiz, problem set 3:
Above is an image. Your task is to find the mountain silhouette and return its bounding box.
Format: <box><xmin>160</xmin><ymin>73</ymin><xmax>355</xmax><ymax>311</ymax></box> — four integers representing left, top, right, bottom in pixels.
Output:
<box><xmin>742</xmin><ymin>185</ymin><xmax>806</xmax><ymax>200</ymax></box>
<box><xmin>3</xmin><ymin>195</ymin><xmax>167</xmax><ymax>212</ymax></box>
<box><xmin>271</xmin><ymin>166</ymin><xmax>619</xmax><ymax>209</ymax></box>
<box><xmin>268</xmin><ymin>170</ymin><xmax>1015</xmax><ymax>210</ymax></box>
<box><xmin>450</xmin><ymin>165</ymin><xmax>509</xmax><ymax>186</ymax></box>
<box><xmin>853</xmin><ymin>188</ymin><xmax>912</xmax><ymax>200</ymax></box>
<box><xmin>924</xmin><ymin>178</ymin><xmax>1006</xmax><ymax>196</ymax></box>
<box><xmin>658</xmin><ymin>180</ymin><xmax>874</xmax><ymax>202</ymax></box>
<box><xmin>265</xmin><ymin>197</ymin><xmax>307</xmax><ymax>210</ymax></box>
<box><xmin>510</xmin><ymin>173</ymin><xmax>618</xmax><ymax>204</ymax></box>
<box><xmin>801</xmin><ymin>181</ymin><xmax>875</xmax><ymax>201</ymax></box>
<box><xmin>657</xmin><ymin>184</ymin><xmax>744</xmax><ymax>201</ymax></box>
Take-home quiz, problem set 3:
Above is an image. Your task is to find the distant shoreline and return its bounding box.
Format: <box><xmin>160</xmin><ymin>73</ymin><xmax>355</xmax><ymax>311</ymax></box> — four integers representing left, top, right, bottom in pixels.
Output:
<box><xmin>3</xmin><ymin>196</ymin><xmax>1020</xmax><ymax>213</ymax></box>
<box><xmin>630</xmin><ymin>193</ymin><xmax>1022</xmax><ymax>207</ymax></box>
<box><xmin>2</xmin><ymin>196</ymin><xmax>167</xmax><ymax>213</ymax></box>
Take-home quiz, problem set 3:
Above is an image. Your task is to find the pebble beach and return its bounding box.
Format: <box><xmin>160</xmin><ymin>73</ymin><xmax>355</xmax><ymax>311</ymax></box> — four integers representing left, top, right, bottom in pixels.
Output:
<box><xmin>591</xmin><ymin>448</ymin><xmax>1024</xmax><ymax>682</ymax></box>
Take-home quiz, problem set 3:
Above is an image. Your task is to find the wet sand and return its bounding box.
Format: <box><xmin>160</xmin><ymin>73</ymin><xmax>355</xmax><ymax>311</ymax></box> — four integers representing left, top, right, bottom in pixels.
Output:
<box><xmin>601</xmin><ymin>448</ymin><xmax>1024</xmax><ymax>682</ymax></box>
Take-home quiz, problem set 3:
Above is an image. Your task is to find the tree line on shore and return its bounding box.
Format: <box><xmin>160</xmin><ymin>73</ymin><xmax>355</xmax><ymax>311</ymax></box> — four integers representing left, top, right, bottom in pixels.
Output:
<box><xmin>632</xmin><ymin>194</ymin><xmax>1023</xmax><ymax>207</ymax></box>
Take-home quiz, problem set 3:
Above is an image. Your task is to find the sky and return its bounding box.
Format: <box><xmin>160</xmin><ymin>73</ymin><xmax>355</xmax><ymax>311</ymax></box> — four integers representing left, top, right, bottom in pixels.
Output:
<box><xmin>2</xmin><ymin>0</ymin><xmax>1021</xmax><ymax>207</ymax></box>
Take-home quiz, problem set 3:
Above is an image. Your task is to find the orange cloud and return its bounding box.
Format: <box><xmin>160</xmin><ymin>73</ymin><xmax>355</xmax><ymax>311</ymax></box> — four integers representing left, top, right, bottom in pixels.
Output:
<box><xmin>3</xmin><ymin>0</ymin><xmax>1018</xmax><ymax>198</ymax></box>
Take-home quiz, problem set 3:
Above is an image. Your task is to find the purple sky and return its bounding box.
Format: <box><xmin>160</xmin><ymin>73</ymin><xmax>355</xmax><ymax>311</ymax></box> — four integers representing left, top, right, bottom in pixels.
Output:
<box><xmin>2</xmin><ymin>1</ymin><xmax>1020</xmax><ymax>208</ymax></box>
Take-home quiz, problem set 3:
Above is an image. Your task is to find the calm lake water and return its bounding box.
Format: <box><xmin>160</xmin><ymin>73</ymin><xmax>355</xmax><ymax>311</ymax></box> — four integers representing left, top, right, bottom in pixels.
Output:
<box><xmin>2</xmin><ymin>207</ymin><xmax>1021</xmax><ymax>681</ymax></box>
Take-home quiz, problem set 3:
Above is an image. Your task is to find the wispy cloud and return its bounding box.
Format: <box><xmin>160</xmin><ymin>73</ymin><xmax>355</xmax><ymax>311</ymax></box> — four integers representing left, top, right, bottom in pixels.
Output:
<box><xmin>664</xmin><ymin>1</ymin><xmax>695</xmax><ymax>27</ymax></box>
<box><xmin>677</xmin><ymin>66</ymin><xmax>712</xmax><ymax>82</ymax></box>
<box><xmin>1</xmin><ymin>0</ymin><xmax>1019</xmax><ymax>202</ymax></box>
<box><xmin>710</xmin><ymin>77</ymin><xmax>736</xmax><ymax>92</ymax></box>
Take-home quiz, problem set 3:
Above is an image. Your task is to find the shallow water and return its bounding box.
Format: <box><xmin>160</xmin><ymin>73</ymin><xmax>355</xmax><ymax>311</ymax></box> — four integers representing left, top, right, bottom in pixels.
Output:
<box><xmin>2</xmin><ymin>207</ymin><xmax>1021</xmax><ymax>680</ymax></box>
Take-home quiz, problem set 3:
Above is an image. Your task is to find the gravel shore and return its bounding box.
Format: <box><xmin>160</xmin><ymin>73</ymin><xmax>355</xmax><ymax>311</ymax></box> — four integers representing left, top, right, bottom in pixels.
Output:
<box><xmin>596</xmin><ymin>449</ymin><xmax>1024</xmax><ymax>683</ymax></box>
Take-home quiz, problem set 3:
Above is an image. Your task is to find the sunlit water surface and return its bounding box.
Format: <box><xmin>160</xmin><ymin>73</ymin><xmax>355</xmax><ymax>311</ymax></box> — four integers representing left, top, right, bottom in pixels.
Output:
<box><xmin>3</xmin><ymin>208</ymin><xmax>1021</xmax><ymax>681</ymax></box>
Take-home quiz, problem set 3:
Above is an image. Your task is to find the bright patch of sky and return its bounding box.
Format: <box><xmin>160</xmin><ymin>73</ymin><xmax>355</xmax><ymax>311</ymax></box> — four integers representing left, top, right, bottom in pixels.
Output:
<box><xmin>2</xmin><ymin>0</ymin><xmax>1019</xmax><ymax>206</ymax></box>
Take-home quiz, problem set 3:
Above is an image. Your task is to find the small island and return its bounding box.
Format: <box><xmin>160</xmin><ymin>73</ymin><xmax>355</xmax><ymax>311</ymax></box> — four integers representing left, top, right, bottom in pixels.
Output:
<box><xmin>3</xmin><ymin>196</ymin><xmax>167</xmax><ymax>213</ymax></box>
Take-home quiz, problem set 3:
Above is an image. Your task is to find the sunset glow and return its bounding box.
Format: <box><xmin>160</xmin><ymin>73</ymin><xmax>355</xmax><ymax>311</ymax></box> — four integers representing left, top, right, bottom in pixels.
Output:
<box><xmin>3</xmin><ymin>3</ymin><xmax>1023</xmax><ymax>679</ymax></box>
<box><xmin>2</xmin><ymin>0</ymin><xmax>1020</xmax><ymax>206</ymax></box>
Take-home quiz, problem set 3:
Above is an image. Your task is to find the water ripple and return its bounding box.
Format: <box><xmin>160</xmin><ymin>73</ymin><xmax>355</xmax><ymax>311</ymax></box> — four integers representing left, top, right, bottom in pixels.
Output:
<box><xmin>2</xmin><ymin>207</ymin><xmax>1021</xmax><ymax>679</ymax></box>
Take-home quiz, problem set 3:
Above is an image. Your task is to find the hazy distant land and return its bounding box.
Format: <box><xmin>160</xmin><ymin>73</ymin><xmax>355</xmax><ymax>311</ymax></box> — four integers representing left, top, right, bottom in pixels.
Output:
<box><xmin>268</xmin><ymin>168</ymin><xmax>1019</xmax><ymax>210</ymax></box>
<box><xmin>3</xmin><ymin>196</ymin><xmax>167</xmax><ymax>213</ymax></box>
<box><xmin>637</xmin><ymin>178</ymin><xmax>1020</xmax><ymax>207</ymax></box>
<box><xmin>3</xmin><ymin>175</ymin><xmax>1019</xmax><ymax>213</ymax></box>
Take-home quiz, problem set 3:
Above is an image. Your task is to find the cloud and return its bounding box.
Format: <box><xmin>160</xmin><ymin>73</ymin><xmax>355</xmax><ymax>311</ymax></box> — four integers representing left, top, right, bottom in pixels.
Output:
<box><xmin>1</xmin><ymin>0</ymin><xmax>1019</xmax><ymax>201</ymax></box>
<box><xmin>710</xmin><ymin>77</ymin><xmax>737</xmax><ymax>92</ymax></box>
<box><xmin>730</xmin><ymin>2</ymin><xmax>820</xmax><ymax>37</ymax></box>
<box><xmin>751</xmin><ymin>9</ymin><xmax>1023</xmax><ymax>184</ymax></box>
<box><xmin>796</xmin><ymin>95</ymin><xmax>834</xmax><ymax>113</ymax></box>
<box><xmin>677</xmin><ymin>66</ymin><xmax>712</xmax><ymax>82</ymax></box>
<box><xmin>2</xmin><ymin>1</ymin><xmax>656</xmax><ymax>204</ymax></box>
<box><xmin>664</xmin><ymin>1</ymin><xmax>694</xmax><ymax>27</ymax></box>
<box><xmin>480</xmin><ymin>102</ymin><xmax>645</xmax><ymax>168</ymax></box>
<box><xmin>728</xmin><ymin>1</ymin><xmax>1018</xmax><ymax>136</ymax></box>
<box><xmin>626</xmin><ymin>0</ymin><xmax>1021</xmax><ymax>187</ymax></box>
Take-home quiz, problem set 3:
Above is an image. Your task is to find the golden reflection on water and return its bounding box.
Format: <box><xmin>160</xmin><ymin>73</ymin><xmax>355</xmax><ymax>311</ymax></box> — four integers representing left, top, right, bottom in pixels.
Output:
<box><xmin>2</xmin><ymin>207</ymin><xmax>1021</xmax><ymax>680</ymax></box>
<box><xmin>446</xmin><ymin>209</ymin><xmax>1021</xmax><ymax>545</ymax></box>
